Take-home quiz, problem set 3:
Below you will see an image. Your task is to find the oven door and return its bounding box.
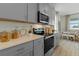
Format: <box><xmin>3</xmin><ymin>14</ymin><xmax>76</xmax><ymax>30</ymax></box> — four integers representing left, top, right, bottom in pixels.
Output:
<box><xmin>44</xmin><ymin>36</ymin><xmax>54</xmax><ymax>54</ymax></box>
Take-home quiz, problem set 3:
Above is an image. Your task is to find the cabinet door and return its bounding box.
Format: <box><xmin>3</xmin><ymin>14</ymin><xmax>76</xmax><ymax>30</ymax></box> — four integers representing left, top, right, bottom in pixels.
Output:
<box><xmin>54</xmin><ymin>33</ymin><xmax>60</xmax><ymax>48</ymax></box>
<box><xmin>0</xmin><ymin>3</ymin><xmax>27</xmax><ymax>20</ymax></box>
<box><xmin>34</xmin><ymin>37</ymin><xmax>44</xmax><ymax>56</ymax></box>
<box><xmin>28</xmin><ymin>3</ymin><xmax>37</xmax><ymax>23</ymax></box>
<box><xmin>54</xmin><ymin>33</ymin><xmax>57</xmax><ymax>48</ymax></box>
<box><xmin>21</xmin><ymin>50</ymin><xmax>33</xmax><ymax>56</ymax></box>
<box><xmin>34</xmin><ymin>45</ymin><xmax>44</xmax><ymax>56</ymax></box>
<box><xmin>39</xmin><ymin>3</ymin><xmax>49</xmax><ymax>16</ymax></box>
<box><xmin>14</xmin><ymin>42</ymin><xmax>33</xmax><ymax>56</ymax></box>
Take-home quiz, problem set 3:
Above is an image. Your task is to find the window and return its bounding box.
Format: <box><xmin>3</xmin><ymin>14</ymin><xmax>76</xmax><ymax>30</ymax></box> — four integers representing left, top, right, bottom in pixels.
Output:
<box><xmin>69</xmin><ymin>18</ymin><xmax>79</xmax><ymax>29</ymax></box>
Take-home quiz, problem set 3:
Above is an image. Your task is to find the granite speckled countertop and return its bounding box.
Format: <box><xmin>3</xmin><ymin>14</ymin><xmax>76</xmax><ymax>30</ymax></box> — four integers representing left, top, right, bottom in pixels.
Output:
<box><xmin>0</xmin><ymin>34</ymin><xmax>44</xmax><ymax>50</ymax></box>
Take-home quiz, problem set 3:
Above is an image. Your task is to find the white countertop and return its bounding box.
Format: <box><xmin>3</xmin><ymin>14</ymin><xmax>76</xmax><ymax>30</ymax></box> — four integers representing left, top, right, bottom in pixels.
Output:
<box><xmin>0</xmin><ymin>34</ymin><xmax>44</xmax><ymax>50</ymax></box>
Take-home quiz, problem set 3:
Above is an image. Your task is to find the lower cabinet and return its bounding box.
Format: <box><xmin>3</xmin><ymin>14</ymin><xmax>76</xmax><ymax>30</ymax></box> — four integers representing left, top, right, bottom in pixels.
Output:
<box><xmin>15</xmin><ymin>50</ymin><xmax>33</xmax><ymax>56</ymax></box>
<box><xmin>0</xmin><ymin>37</ymin><xmax>44</xmax><ymax>56</ymax></box>
<box><xmin>0</xmin><ymin>41</ymin><xmax>33</xmax><ymax>56</ymax></box>
<box><xmin>33</xmin><ymin>37</ymin><xmax>44</xmax><ymax>56</ymax></box>
<box><xmin>54</xmin><ymin>33</ymin><xmax>61</xmax><ymax>48</ymax></box>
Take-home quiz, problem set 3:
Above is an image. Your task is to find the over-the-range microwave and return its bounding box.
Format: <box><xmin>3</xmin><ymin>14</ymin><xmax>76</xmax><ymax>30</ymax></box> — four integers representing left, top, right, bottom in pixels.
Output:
<box><xmin>37</xmin><ymin>11</ymin><xmax>49</xmax><ymax>24</ymax></box>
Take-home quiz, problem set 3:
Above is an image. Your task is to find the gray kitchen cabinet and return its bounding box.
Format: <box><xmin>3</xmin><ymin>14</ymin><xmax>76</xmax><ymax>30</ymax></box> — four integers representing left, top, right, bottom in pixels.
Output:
<box><xmin>54</xmin><ymin>33</ymin><xmax>58</xmax><ymax>48</ymax></box>
<box><xmin>21</xmin><ymin>50</ymin><xmax>33</xmax><ymax>56</ymax></box>
<box><xmin>15</xmin><ymin>50</ymin><xmax>33</xmax><ymax>56</ymax></box>
<box><xmin>54</xmin><ymin>33</ymin><xmax>60</xmax><ymax>48</ymax></box>
<box><xmin>39</xmin><ymin>3</ymin><xmax>49</xmax><ymax>16</ymax></box>
<box><xmin>0</xmin><ymin>37</ymin><xmax>44</xmax><ymax>56</ymax></box>
<box><xmin>0</xmin><ymin>3</ymin><xmax>27</xmax><ymax>21</ymax></box>
<box><xmin>33</xmin><ymin>37</ymin><xmax>44</xmax><ymax>56</ymax></box>
<box><xmin>28</xmin><ymin>3</ymin><xmax>38</xmax><ymax>23</ymax></box>
<box><xmin>0</xmin><ymin>41</ymin><xmax>33</xmax><ymax>56</ymax></box>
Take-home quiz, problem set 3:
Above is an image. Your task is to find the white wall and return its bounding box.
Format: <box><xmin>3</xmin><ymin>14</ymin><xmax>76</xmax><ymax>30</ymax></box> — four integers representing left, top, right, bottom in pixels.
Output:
<box><xmin>60</xmin><ymin>15</ymin><xmax>70</xmax><ymax>32</ymax></box>
<box><xmin>60</xmin><ymin>16</ymin><xmax>67</xmax><ymax>32</ymax></box>
<box><xmin>55</xmin><ymin>13</ymin><xmax>58</xmax><ymax>33</ymax></box>
<box><xmin>0</xmin><ymin>3</ymin><xmax>27</xmax><ymax>21</ymax></box>
<box><xmin>55</xmin><ymin>13</ymin><xmax>63</xmax><ymax>33</ymax></box>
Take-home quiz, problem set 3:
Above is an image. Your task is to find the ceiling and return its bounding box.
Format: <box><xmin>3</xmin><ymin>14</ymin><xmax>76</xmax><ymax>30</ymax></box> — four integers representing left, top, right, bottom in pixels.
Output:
<box><xmin>55</xmin><ymin>3</ymin><xmax>79</xmax><ymax>15</ymax></box>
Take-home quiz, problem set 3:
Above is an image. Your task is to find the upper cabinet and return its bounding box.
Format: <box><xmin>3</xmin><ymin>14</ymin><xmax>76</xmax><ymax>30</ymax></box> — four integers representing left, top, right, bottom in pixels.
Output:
<box><xmin>39</xmin><ymin>3</ymin><xmax>55</xmax><ymax>25</ymax></box>
<box><xmin>0</xmin><ymin>3</ymin><xmax>55</xmax><ymax>24</ymax></box>
<box><xmin>0</xmin><ymin>3</ymin><xmax>38</xmax><ymax>23</ymax></box>
<box><xmin>0</xmin><ymin>3</ymin><xmax>27</xmax><ymax>21</ymax></box>
<box><xmin>27</xmin><ymin>3</ymin><xmax>38</xmax><ymax>23</ymax></box>
<box><xmin>39</xmin><ymin>3</ymin><xmax>49</xmax><ymax>16</ymax></box>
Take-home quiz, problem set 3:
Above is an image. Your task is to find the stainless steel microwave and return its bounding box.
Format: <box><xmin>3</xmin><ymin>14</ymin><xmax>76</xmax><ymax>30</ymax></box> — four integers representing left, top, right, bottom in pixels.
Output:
<box><xmin>37</xmin><ymin>11</ymin><xmax>49</xmax><ymax>24</ymax></box>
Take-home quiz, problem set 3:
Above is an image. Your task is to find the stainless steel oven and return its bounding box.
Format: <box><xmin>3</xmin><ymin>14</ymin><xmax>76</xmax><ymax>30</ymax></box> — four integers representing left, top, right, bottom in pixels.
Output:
<box><xmin>44</xmin><ymin>35</ymin><xmax>54</xmax><ymax>54</ymax></box>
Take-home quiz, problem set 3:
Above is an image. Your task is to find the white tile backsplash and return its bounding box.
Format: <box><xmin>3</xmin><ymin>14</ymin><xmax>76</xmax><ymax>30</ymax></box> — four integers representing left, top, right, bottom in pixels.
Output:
<box><xmin>0</xmin><ymin>21</ymin><xmax>32</xmax><ymax>32</ymax></box>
